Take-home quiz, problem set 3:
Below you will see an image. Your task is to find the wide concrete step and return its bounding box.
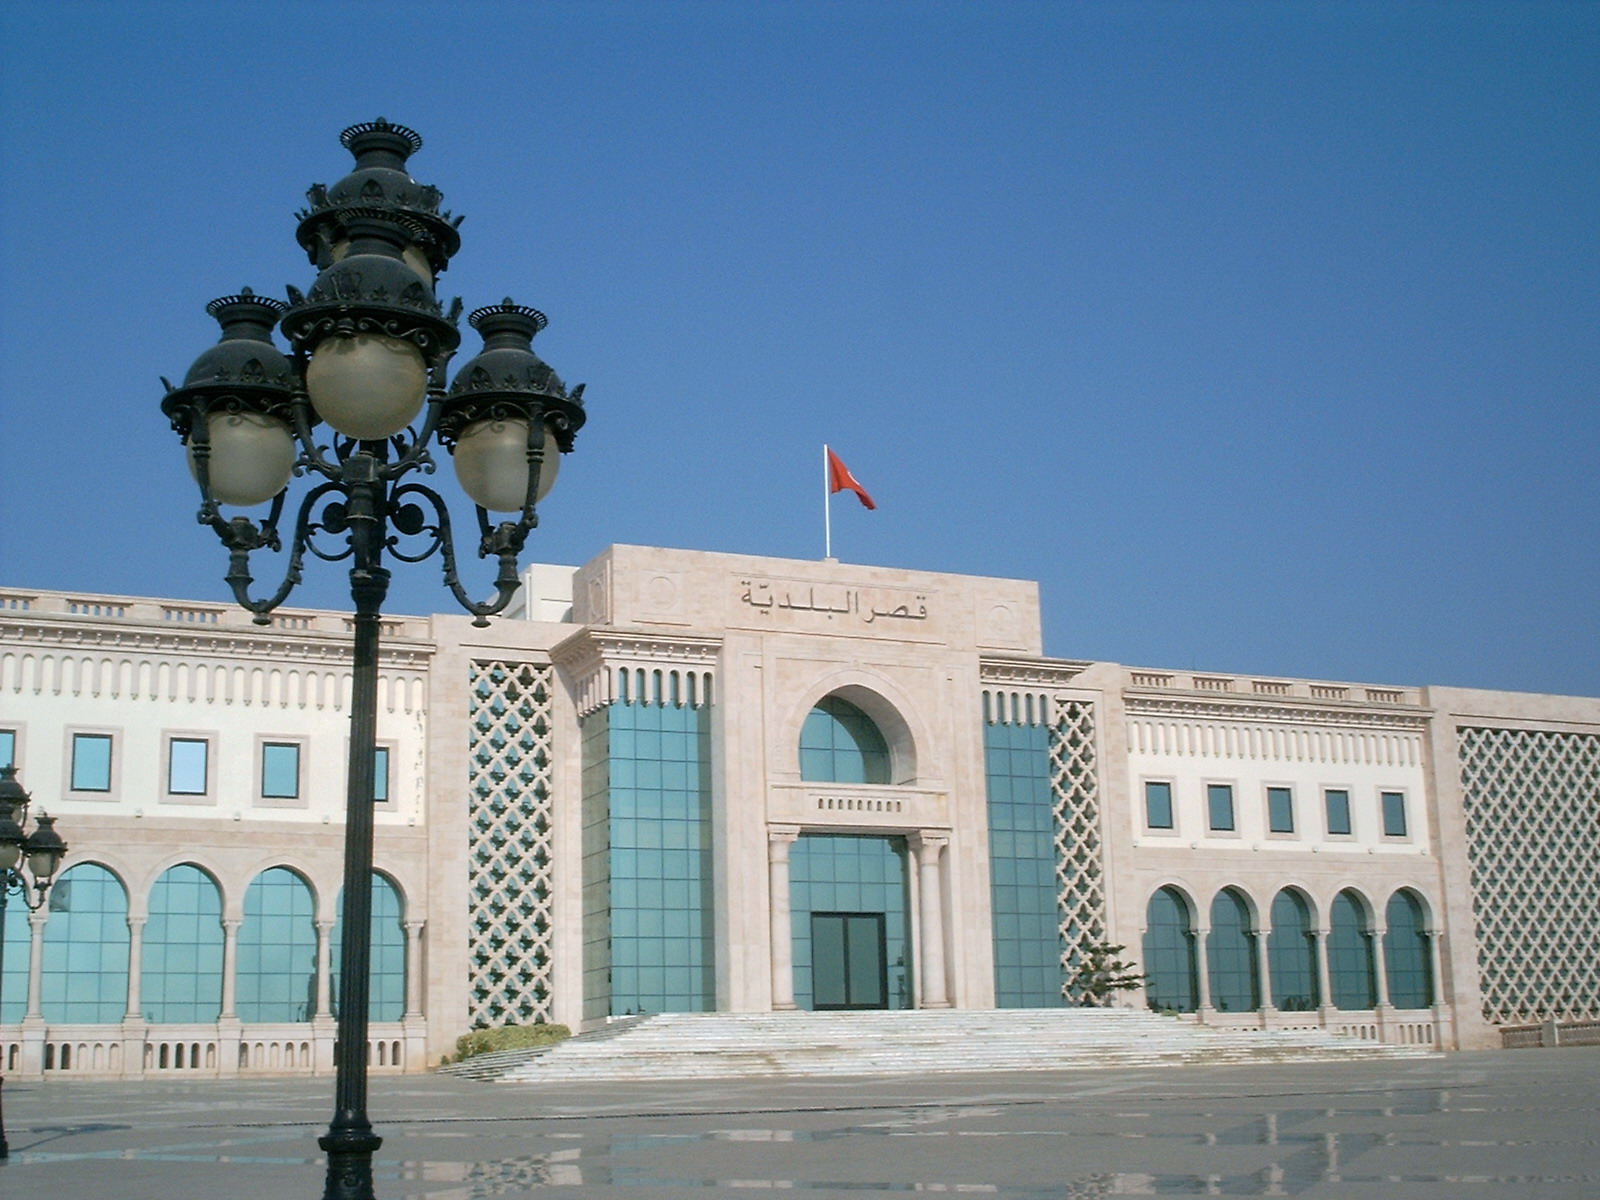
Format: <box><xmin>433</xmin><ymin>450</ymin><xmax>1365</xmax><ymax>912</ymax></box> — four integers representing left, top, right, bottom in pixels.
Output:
<box><xmin>440</xmin><ymin>1009</ymin><xmax>1434</xmax><ymax>1084</ymax></box>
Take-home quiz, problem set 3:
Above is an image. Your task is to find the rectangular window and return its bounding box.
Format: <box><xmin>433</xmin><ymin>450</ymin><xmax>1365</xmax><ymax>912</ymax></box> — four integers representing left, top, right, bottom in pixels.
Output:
<box><xmin>261</xmin><ymin>742</ymin><xmax>301</xmax><ymax>799</ymax></box>
<box><xmin>167</xmin><ymin>738</ymin><xmax>209</xmax><ymax>796</ymax></box>
<box><xmin>70</xmin><ymin>733</ymin><xmax>113</xmax><ymax>792</ymax></box>
<box><xmin>373</xmin><ymin>746</ymin><xmax>390</xmax><ymax>803</ymax></box>
<box><xmin>1325</xmin><ymin>788</ymin><xmax>1352</xmax><ymax>836</ymax></box>
<box><xmin>1382</xmin><ymin>790</ymin><xmax>1408</xmax><ymax>837</ymax></box>
<box><xmin>1207</xmin><ymin>784</ymin><xmax>1235</xmax><ymax>832</ymax></box>
<box><xmin>1267</xmin><ymin>786</ymin><xmax>1295</xmax><ymax>834</ymax></box>
<box><xmin>1144</xmin><ymin>781</ymin><xmax>1174</xmax><ymax>830</ymax></box>
<box><xmin>0</xmin><ymin>729</ymin><xmax>14</xmax><ymax>768</ymax></box>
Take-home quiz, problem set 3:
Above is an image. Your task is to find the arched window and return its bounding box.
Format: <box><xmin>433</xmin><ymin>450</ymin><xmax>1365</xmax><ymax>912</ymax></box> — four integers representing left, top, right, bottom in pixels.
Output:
<box><xmin>1384</xmin><ymin>889</ymin><xmax>1434</xmax><ymax>1009</ymax></box>
<box><xmin>1328</xmin><ymin>889</ymin><xmax>1377</xmax><ymax>1010</ymax></box>
<box><xmin>41</xmin><ymin>863</ymin><xmax>130</xmax><ymax>1023</ymax></box>
<box><xmin>1267</xmin><ymin>889</ymin><xmax>1318</xmax><ymax>1011</ymax></box>
<box><xmin>143</xmin><ymin>864</ymin><xmax>224</xmax><ymax>1023</ymax></box>
<box><xmin>800</xmin><ymin>696</ymin><xmax>890</xmax><ymax>784</ymax></box>
<box><xmin>237</xmin><ymin>868</ymin><xmax>318</xmax><ymax>1023</ymax></box>
<box><xmin>332</xmin><ymin>872</ymin><xmax>407</xmax><ymax>1021</ymax></box>
<box><xmin>1207</xmin><ymin>888</ymin><xmax>1259</xmax><ymax>1012</ymax></box>
<box><xmin>1142</xmin><ymin>887</ymin><xmax>1197</xmax><ymax>1012</ymax></box>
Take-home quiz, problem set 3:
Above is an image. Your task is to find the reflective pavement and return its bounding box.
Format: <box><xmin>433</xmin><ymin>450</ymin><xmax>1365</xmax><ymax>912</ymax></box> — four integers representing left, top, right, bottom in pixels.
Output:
<box><xmin>3</xmin><ymin>1048</ymin><xmax>1597</xmax><ymax>1198</ymax></box>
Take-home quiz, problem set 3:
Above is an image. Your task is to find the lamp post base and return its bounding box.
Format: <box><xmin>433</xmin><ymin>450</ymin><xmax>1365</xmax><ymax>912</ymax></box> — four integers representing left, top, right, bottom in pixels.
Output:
<box><xmin>319</xmin><ymin>1125</ymin><xmax>383</xmax><ymax>1200</ymax></box>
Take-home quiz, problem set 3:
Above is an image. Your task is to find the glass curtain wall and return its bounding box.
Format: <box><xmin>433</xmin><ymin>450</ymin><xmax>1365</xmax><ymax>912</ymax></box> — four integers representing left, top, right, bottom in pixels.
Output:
<box><xmin>331</xmin><ymin>872</ymin><xmax>407</xmax><ymax>1020</ymax></box>
<box><xmin>984</xmin><ymin>719</ymin><xmax>1064</xmax><ymax>1006</ymax></box>
<box><xmin>237</xmin><ymin>868</ymin><xmax>318</xmax><ymax>1022</ymax></box>
<box><xmin>1143</xmin><ymin>887</ymin><xmax>1198</xmax><ymax>1012</ymax></box>
<box><xmin>1267</xmin><ymin>889</ymin><xmax>1319</xmax><ymax>1010</ymax></box>
<box><xmin>789</xmin><ymin>834</ymin><xmax>911</xmax><ymax>1010</ymax></box>
<box><xmin>1206</xmin><ymin>888</ymin><xmax>1259</xmax><ymax>1012</ymax></box>
<box><xmin>1328</xmin><ymin>889</ymin><xmax>1377</xmax><ymax>1009</ymax></box>
<box><xmin>142</xmin><ymin>864</ymin><xmax>224</xmax><ymax>1023</ymax></box>
<box><xmin>41</xmin><ymin>864</ymin><xmax>130</xmax><ymax>1023</ymax></box>
<box><xmin>1384</xmin><ymin>889</ymin><xmax>1434</xmax><ymax>1009</ymax></box>
<box><xmin>583</xmin><ymin>673</ymin><xmax>714</xmax><ymax>1019</ymax></box>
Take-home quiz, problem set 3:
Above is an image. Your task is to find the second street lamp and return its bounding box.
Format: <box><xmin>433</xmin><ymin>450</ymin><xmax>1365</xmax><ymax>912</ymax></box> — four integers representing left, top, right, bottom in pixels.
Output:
<box><xmin>0</xmin><ymin>765</ymin><xmax>69</xmax><ymax>1161</ymax></box>
<box><xmin>159</xmin><ymin>119</ymin><xmax>587</xmax><ymax>1200</ymax></box>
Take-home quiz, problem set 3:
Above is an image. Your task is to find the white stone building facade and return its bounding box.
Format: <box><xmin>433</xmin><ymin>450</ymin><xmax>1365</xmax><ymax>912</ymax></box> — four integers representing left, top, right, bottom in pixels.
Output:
<box><xmin>1</xmin><ymin>545</ymin><xmax>1596</xmax><ymax>1078</ymax></box>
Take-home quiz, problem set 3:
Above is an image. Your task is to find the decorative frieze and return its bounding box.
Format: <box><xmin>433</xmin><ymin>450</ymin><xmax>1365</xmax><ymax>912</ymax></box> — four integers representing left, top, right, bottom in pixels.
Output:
<box><xmin>552</xmin><ymin>628</ymin><xmax>720</xmax><ymax>717</ymax></box>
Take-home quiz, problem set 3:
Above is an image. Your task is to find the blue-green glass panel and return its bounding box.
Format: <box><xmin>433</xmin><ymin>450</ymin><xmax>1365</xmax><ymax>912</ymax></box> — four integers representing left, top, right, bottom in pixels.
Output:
<box><xmin>799</xmin><ymin>696</ymin><xmax>889</xmax><ymax>784</ymax></box>
<box><xmin>1325</xmin><ymin>789</ymin><xmax>1352</xmax><ymax>835</ymax></box>
<box><xmin>261</xmin><ymin>743</ymin><xmax>300</xmax><ymax>799</ymax></box>
<box><xmin>237</xmin><ymin>868</ymin><xmax>317</xmax><ymax>1022</ymax></box>
<box><xmin>1381</xmin><ymin>791</ymin><xmax>1407</xmax><ymax>837</ymax></box>
<box><xmin>790</xmin><ymin>835</ymin><xmax>910</xmax><ymax>1011</ymax></box>
<box><xmin>373</xmin><ymin>746</ymin><xmax>390</xmax><ymax>803</ymax></box>
<box><xmin>984</xmin><ymin>721</ymin><xmax>1063</xmax><ymax>1007</ymax></box>
<box><xmin>1207</xmin><ymin>784</ymin><xmax>1235</xmax><ymax>832</ymax></box>
<box><xmin>143</xmin><ymin>864</ymin><xmax>223</xmax><ymax>1022</ymax></box>
<box><xmin>1142</xmin><ymin>887</ymin><xmax>1196</xmax><ymax>1013</ymax></box>
<box><xmin>1384</xmin><ymin>890</ymin><xmax>1433</xmax><ymax>1009</ymax></box>
<box><xmin>1329</xmin><ymin>891</ymin><xmax>1376</xmax><ymax>1009</ymax></box>
<box><xmin>599</xmin><ymin>699</ymin><xmax>714</xmax><ymax>1017</ymax></box>
<box><xmin>1</xmin><ymin>890</ymin><xmax>28</xmax><ymax>1021</ymax></box>
<box><xmin>331</xmin><ymin>872</ymin><xmax>406</xmax><ymax>1021</ymax></box>
<box><xmin>1145</xmin><ymin>781</ymin><xmax>1173</xmax><ymax>829</ymax></box>
<box><xmin>41</xmin><ymin>864</ymin><xmax>129</xmax><ymax>1022</ymax></box>
<box><xmin>1206</xmin><ymin>889</ymin><xmax>1258</xmax><ymax>1012</ymax></box>
<box><xmin>1267</xmin><ymin>787</ymin><xmax>1294</xmax><ymax>834</ymax></box>
<box><xmin>71</xmin><ymin>734</ymin><xmax>112</xmax><ymax>792</ymax></box>
<box><xmin>1268</xmin><ymin>889</ymin><xmax>1318</xmax><ymax>1010</ymax></box>
<box><xmin>167</xmin><ymin>739</ymin><xmax>209</xmax><ymax>796</ymax></box>
<box><xmin>0</xmin><ymin>729</ymin><xmax>15</xmax><ymax>768</ymax></box>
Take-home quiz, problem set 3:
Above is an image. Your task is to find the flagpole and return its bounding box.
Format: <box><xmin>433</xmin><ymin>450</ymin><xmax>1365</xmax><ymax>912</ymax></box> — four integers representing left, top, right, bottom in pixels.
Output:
<box><xmin>823</xmin><ymin>443</ymin><xmax>833</xmax><ymax>560</ymax></box>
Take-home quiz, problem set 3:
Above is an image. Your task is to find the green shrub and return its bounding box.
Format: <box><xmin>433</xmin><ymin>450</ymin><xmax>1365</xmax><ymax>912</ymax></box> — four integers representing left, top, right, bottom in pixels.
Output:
<box><xmin>450</xmin><ymin>1022</ymin><xmax>571</xmax><ymax>1062</ymax></box>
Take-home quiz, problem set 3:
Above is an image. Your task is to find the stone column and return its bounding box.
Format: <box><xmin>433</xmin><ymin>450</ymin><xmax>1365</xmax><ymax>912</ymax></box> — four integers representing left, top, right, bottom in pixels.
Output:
<box><xmin>218</xmin><ymin>918</ymin><xmax>243</xmax><ymax>1077</ymax></box>
<box><xmin>1372</xmin><ymin>925</ymin><xmax>1392</xmax><ymax>1043</ymax></box>
<box><xmin>312</xmin><ymin>918</ymin><xmax>337</xmax><ymax>1075</ymax></box>
<box><xmin>403</xmin><ymin>920</ymin><xmax>425</xmax><ymax>1018</ymax></box>
<box><xmin>20</xmin><ymin>906</ymin><xmax>49</xmax><ymax>1076</ymax></box>
<box><xmin>315</xmin><ymin>918</ymin><xmax>335</xmax><ymax>1018</ymax></box>
<box><xmin>1194</xmin><ymin>928</ymin><xmax>1214</xmax><ymax>1017</ymax></box>
<box><xmin>220</xmin><ymin>919</ymin><xmax>241</xmax><ymax>1019</ymax></box>
<box><xmin>768</xmin><ymin>827</ymin><xmax>800</xmax><ymax>1011</ymax></box>
<box><xmin>1254</xmin><ymin>929</ymin><xmax>1276</xmax><ymax>1023</ymax></box>
<box><xmin>124</xmin><ymin>916</ymin><xmax>146</xmax><ymax>1021</ymax></box>
<box><xmin>1314</xmin><ymin>928</ymin><xmax>1335</xmax><ymax>1023</ymax></box>
<box><xmin>122</xmin><ymin>915</ymin><xmax>149</xmax><ymax>1080</ymax></box>
<box><xmin>910</xmin><ymin>833</ymin><xmax>950</xmax><ymax>1009</ymax></box>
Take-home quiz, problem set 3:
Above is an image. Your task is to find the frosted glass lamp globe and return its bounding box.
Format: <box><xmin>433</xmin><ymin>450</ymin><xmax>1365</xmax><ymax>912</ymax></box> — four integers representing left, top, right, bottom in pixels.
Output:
<box><xmin>452</xmin><ymin>418</ymin><xmax>560</xmax><ymax>512</ymax></box>
<box><xmin>187</xmin><ymin>410</ymin><xmax>296</xmax><ymax>506</ymax></box>
<box><xmin>306</xmin><ymin>333</ymin><xmax>428</xmax><ymax>441</ymax></box>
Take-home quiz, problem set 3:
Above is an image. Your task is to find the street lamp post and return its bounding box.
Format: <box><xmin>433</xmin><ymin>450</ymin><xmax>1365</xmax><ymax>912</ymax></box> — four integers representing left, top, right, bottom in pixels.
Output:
<box><xmin>158</xmin><ymin>119</ymin><xmax>587</xmax><ymax>1200</ymax></box>
<box><xmin>0</xmin><ymin>765</ymin><xmax>70</xmax><ymax>1161</ymax></box>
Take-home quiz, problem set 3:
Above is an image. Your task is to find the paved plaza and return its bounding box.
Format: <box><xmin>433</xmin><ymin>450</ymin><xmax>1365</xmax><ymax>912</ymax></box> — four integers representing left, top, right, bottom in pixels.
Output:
<box><xmin>2</xmin><ymin>1049</ymin><xmax>1597</xmax><ymax>1199</ymax></box>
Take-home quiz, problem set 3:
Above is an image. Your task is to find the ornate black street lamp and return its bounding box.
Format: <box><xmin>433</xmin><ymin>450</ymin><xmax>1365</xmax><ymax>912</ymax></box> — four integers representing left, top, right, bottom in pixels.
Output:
<box><xmin>0</xmin><ymin>765</ymin><xmax>69</xmax><ymax>1160</ymax></box>
<box><xmin>158</xmin><ymin>119</ymin><xmax>586</xmax><ymax>1200</ymax></box>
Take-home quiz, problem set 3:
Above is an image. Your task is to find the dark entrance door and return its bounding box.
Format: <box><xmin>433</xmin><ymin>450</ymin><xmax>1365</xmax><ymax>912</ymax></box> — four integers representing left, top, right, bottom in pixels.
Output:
<box><xmin>811</xmin><ymin>912</ymin><xmax>888</xmax><ymax>1010</ymax></box>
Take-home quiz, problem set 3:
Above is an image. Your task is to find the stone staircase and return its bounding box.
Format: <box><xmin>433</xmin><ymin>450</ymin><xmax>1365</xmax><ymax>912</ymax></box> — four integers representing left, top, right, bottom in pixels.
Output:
<box><xmin>440</xmin><ymin>1008</ymin><xmax>1435</xmax><ymax>1084</ymax></box>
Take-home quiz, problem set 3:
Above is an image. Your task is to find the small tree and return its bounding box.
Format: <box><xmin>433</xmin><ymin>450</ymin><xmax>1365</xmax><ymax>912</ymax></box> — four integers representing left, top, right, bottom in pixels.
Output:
<box><xmin>1066</xmin><ymin>942</ymin><xmax>1146</xmax><ymax>1007</ymax></box>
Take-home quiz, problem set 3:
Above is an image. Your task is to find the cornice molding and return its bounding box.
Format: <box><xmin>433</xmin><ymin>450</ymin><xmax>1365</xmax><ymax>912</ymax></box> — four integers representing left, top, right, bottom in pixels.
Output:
<box><xmin>979</xmin><ymin>654</ymin><xmax>1090</xmax><ymax>689</ymax></box>
<box><xmin>1125</xmin><ymin>694</ymin><xmax>1431</xmax><ymax>732</ymax></box>
<box><xmin>0</xmin><ymin>615</ymin><xmax>434</xmax><ymax>672</ymax></box>
<box><xmin>551</xmin><ymin>626</ymin><xmax>723</xmax><ymax>716</ymax></box>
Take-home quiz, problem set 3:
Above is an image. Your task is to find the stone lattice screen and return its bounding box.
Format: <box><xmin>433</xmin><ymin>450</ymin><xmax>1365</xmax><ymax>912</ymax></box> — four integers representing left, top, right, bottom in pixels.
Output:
<box><xmin>1051</xmin><ymin>698</ymin><xmax>1105</xmax><ymax>980</ymax></box>
<box><xmin>467</xmin><ymin>660</ymin><xmax>557</xmax><ymax>1028</ymax></box>
<box><xmin>1458</xmin><ymin>726</ymin><xmax>1600</xmax><ymax>1024</ymax></box>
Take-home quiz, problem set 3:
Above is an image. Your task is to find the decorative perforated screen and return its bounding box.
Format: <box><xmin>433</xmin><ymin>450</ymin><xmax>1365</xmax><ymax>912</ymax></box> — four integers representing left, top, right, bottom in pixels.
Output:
<box><xmin>1052</xmin><ymin>699</ymin><xmax>1106</xmax><ymax>982</ymax></box>
<box><xmin>467</xmin><ymin>660</ymin><xmax>557</xmax><ymax>1028</ymax></box>
<box><xmin>1459</xmin><ymin>726</ymin><xmax>1600</xmax><ymax>1025</ymax></box>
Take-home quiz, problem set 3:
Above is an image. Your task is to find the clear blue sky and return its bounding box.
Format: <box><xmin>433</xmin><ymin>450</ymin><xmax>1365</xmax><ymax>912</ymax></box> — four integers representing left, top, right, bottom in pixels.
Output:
<box><xmin>1</xmin><ymin>2</ymin><xmax>1595</xmax><ymax>696</ymax></box>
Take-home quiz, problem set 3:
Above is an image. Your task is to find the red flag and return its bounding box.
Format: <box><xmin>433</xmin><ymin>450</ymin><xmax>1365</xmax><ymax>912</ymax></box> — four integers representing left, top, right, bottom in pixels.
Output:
<box><xmin>826</xmin><ymin>447</ymin><xmax>877</xmax><ymax>510</ymax></box>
